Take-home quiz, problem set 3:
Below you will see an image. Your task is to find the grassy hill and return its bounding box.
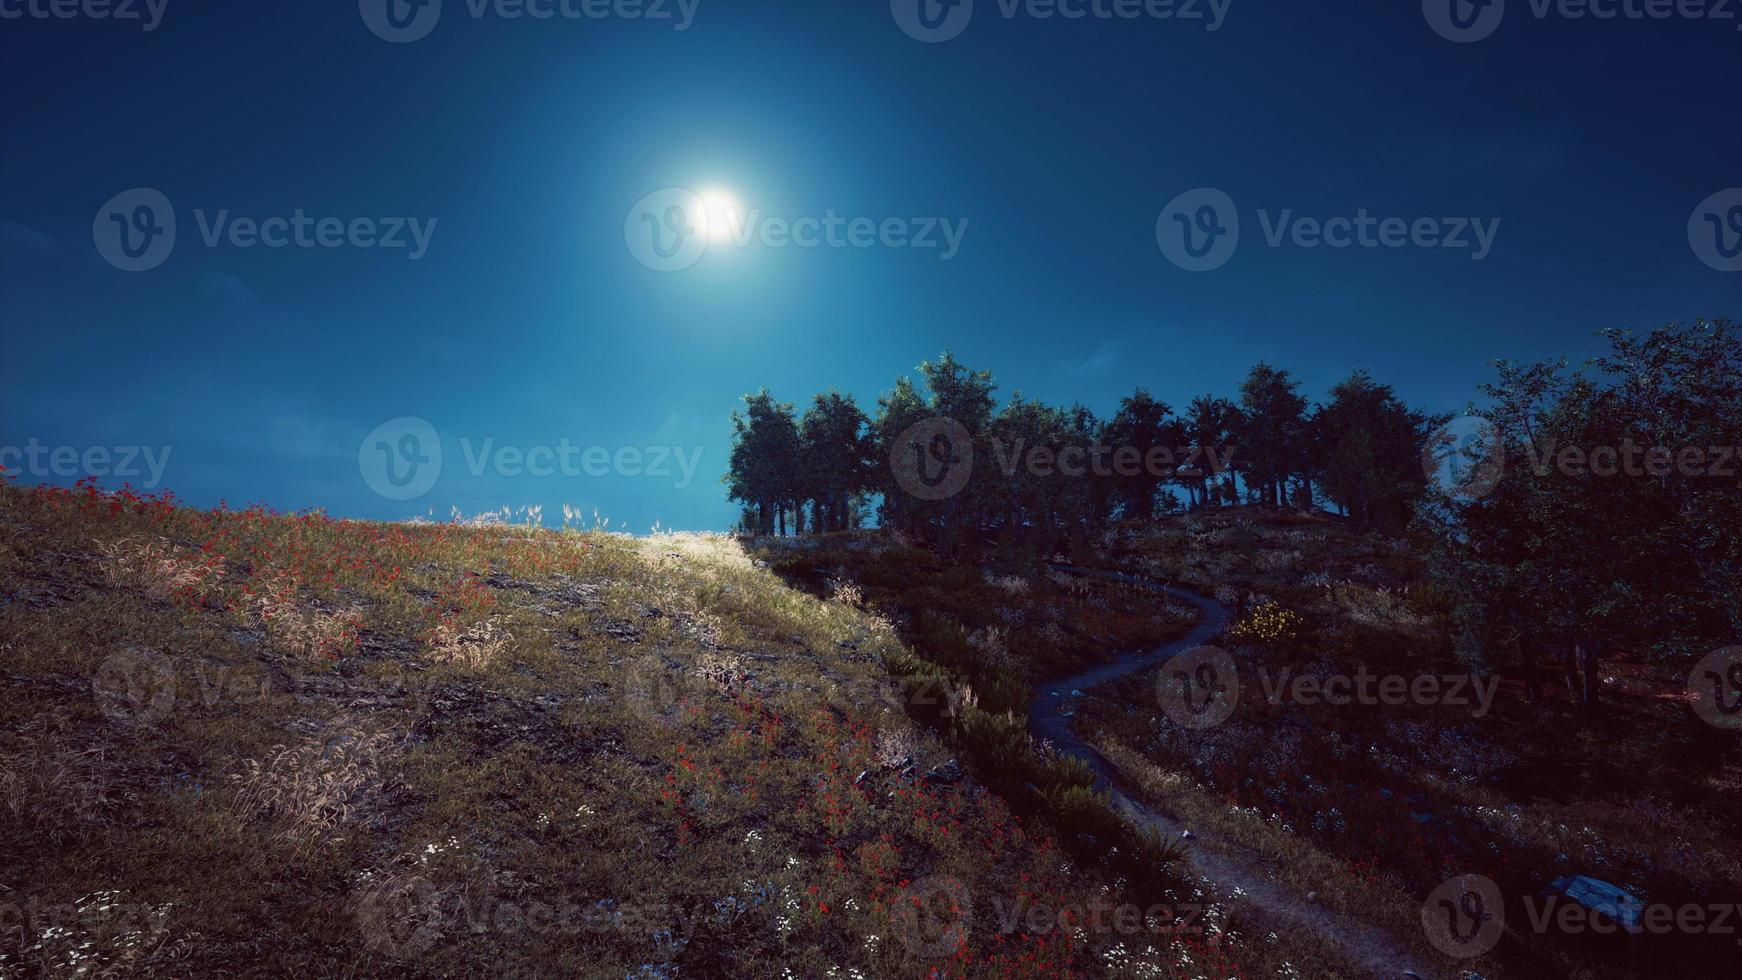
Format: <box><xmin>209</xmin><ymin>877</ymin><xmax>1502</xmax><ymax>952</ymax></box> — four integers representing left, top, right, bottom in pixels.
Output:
<box><xmin>0</xmin><ymin>481</ymin><xmax>1252</xmax><ymax>978</ymax></box>
<box><xmin>8</xmin><ymin>484</ymin><xmax>1734</xmax><ymax>978</ymax></box>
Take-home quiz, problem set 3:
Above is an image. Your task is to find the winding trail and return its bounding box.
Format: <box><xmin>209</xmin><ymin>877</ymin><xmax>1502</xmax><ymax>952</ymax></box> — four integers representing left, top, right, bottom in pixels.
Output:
<box><xmin>1030</xmin><ymin>565</ymin><xmax>1435</xmax><ymax>980</ymax></box>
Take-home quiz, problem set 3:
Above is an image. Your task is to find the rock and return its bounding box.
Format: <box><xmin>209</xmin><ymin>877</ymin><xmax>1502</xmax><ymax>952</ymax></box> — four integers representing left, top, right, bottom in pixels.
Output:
<box><xmin>923</xmin><ymin>758</ymin><xmax>963</xmax><ymax>783</ymax></box>
<box><xmin>1541</xmin><ymin>875</ymin><xmax>1644</xmax><ymax>932</ymax></box>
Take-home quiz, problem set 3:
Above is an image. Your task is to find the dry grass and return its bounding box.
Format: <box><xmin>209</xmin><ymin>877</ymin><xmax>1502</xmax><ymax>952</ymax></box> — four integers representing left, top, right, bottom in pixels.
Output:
<box><xmin>1</xmin><ymin>482</ymin><xmax>1263</xmax><ymax>978</ymax></box>
<box><xmin>230</xmin><ymin>724</ymin><xmax>399</xmax><ymax>853</ymax></box>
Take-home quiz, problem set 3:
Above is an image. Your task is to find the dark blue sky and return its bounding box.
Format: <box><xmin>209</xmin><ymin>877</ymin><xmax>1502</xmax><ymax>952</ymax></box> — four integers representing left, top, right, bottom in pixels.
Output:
<box><xmin>2</xmin><ymin>0</ymin><xmax>1737</xmax><ymax>529</ymax></box>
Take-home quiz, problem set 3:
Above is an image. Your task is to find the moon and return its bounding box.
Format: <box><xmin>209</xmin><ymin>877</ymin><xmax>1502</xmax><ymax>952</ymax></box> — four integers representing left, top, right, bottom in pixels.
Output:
<box><xmin>698</xmin><ymin>189</ymin><xmax>741</xmax><ymax>242</ymax></box>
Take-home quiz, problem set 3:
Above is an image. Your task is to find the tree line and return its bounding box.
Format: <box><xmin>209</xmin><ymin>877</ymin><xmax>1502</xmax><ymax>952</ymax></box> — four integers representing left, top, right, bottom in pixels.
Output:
<box><xmin>725</xmin><ymin>352</ymin><xmax>1444</xmax><ymax>552</ymax></box>
<box><xmin>726</xmin><ymin>320</ymin><xmax>1740</xmax><ymax>710</ymax></box>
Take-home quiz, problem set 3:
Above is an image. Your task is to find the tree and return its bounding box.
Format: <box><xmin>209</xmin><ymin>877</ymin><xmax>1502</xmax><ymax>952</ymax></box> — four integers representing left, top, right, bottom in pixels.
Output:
<box><xmin>1428</xmin><ymin>320</ymin><xmax>1742</xmax><ymax>719</ymax></box>
<box><xmin>1233</xmin><ymin>363</ymin><xmax>1308</xmax><ymax>508</ymax></box>
<box><xmin>1307</xmin><ymin>371</ymin><xmax>1443</xmax><ymax>531</ymax></box>
<box><xmin>798</xmin><ymin>390</ymin><xmax>874</xmax><ymax>533</ymax></box>
<box><xmin>1184</xmin><ymin>395</ymin><xmax>1242</xmax><ymax>509</ymax></box>
<box><xmin>914</xmin><ymin>353</ymin><xmax>999</xmax><ymax>556</ymax></box>
<box><xmin>872</xmin><ymin>376</ymin><xmax>933</xmax><ymax>537</ymax></box>
<box><xmin>1104</xmin><ymin>388</ymin><xmax>1183</xmax><ymax>520</ymax></box>
<box><xmin>724</xmin><ymin>389</ymin><xmax>800</xmax><ymax>535</ymax></box>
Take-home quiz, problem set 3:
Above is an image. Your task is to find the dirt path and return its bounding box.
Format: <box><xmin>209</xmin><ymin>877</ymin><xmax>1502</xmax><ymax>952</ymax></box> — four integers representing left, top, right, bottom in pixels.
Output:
<box><xmin>1030</xmin><ymin>565</ymin><xmax>1439</xmax><ymax>980</ymax></box>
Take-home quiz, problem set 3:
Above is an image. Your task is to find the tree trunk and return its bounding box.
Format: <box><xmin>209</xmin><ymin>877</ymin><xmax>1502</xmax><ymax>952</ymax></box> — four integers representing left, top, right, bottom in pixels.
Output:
<box><xmin>1559</xmin><ymin>642</ymin><xmax>1581</xmax><ymax>704</ymax></box>
<box><xmin>1577</xmin><ymin>642</ymin><xmax>1602</xmax><ymax>719</ymax></box>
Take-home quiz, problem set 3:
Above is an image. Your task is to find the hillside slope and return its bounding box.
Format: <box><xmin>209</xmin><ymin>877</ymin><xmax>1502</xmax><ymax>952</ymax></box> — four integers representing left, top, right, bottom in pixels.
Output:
<box><xmin>1</xmin><ymin>482</ymin><xmax>1256</xmax><ymax>979</ymax></box>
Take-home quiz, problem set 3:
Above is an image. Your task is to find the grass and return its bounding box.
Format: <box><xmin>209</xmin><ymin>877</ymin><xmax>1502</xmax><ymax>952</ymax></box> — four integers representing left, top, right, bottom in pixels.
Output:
<box><xmin>0</xmin><ymin>480</ymin><xmax>1260</xmax><ymax>978</ymax></box>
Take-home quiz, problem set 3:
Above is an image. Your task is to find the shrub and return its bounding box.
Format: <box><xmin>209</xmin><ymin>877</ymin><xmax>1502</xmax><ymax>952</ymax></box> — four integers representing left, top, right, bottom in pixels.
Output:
<box><xmin>1225</xmin><ymin>601</ymin><xmax>1303</xmax><ymax>649</ymax></box>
